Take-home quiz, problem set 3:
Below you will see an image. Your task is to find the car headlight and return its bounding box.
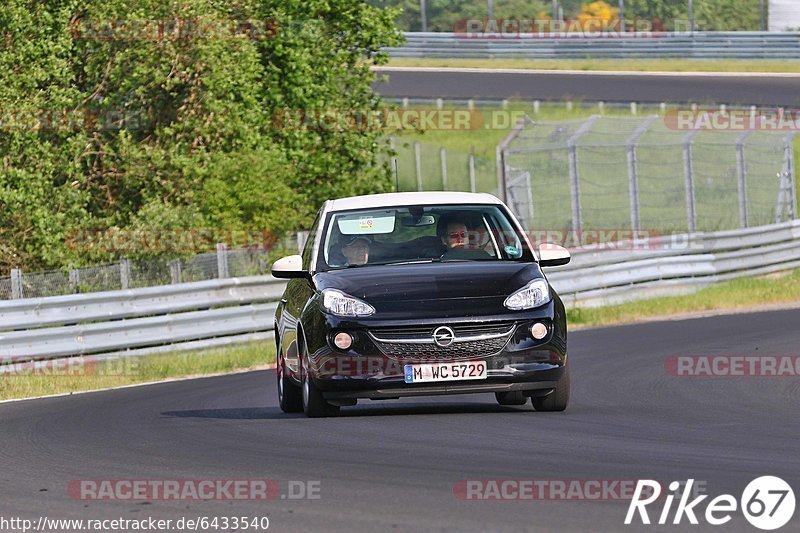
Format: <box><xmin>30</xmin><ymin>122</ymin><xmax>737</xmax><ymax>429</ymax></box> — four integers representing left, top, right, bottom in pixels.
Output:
<box><xmin>321</xmin><ymin>289</ymin><xmax>375</xmax><ymax>317</ymax></box>
<box><xmin>504</xmin><ymin>279</ymin><xmax>551</xmax><ymax>310</ymax></box>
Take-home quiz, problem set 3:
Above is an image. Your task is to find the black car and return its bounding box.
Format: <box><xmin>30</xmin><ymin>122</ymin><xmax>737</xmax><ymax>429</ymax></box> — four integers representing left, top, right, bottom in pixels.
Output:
<box><xmin>272</xmin><ymin>192</ymin><xmax>572</xmax><ymax>417</ymax></box>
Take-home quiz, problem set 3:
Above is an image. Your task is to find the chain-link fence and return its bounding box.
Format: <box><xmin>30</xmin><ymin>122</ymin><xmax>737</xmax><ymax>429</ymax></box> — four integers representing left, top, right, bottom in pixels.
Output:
<box><xmin>0</xmin><ymin>238</ymin><xmax>297</xmax><ymax>301</ymax></box>
<box><xmin>388</xmin><ymin>137</ymin><xmax>498</xmax><ymax>195</ymax></box>
<box><xmin>500</xmin><ymin>115</ymin><xmax>797</xmax><ymax>234</ymax></box>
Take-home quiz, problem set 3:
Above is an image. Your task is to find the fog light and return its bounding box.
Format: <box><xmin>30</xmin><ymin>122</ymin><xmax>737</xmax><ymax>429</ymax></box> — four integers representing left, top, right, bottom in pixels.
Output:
<box><xmin>530</xmin><ymin>322</ymin><xmax>548</xmax><ymax>340</ymax></box>
<box><xmin>333</xmin><ymin>332</ymin><xmax>353</xmax><ymax>350</ymax></box>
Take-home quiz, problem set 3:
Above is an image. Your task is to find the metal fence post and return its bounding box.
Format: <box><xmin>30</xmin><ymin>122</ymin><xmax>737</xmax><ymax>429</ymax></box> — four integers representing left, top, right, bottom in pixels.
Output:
<box><xmin>776</xmin><ymin>170</ymin><xmax>788</xmax><ymax>223</ymax></box>
<box><xmin>120</xmin><ymin>258</ymin><xmax>131</xmax><ymax>289</ymax></box>
<box><xmin>626</xmin><ymin>116</ymin><xmax>658</xmax><ymax>231</ymax></box>
<box><xmin>495</xmin><ymin>116</ymin><xmax>534</xmax><ymax>204</ymax></box>
<box><xmin>736</xmin><ymin>131</ymin><xmax>752</xmax><ymax>228</ymax></box>
<box><xmin>525</xmin><ymin>171</ymin><xmax>535</xmax><ymax>229</ymax></box>
<box><xmin>440</xmin><ymin>147</ymin><xmax>448</xmax><ymax>190</ymax></box>
<box><xmin>567</xmin><ymin>145</ymin><xmax>582</xmax><ymax>233</ymax></box>
<box><xmin>414</xmin><ymin>142</ymin><xmax>422</xmax><ymax>191</ymax></box>
<box><xmin>786</xmin><ymin>132</ymin><xmax>798</xmax><ymax>221</ymax></box>
<box><xmin>566</xmin><ymin>115</ymin><xmax>601</xmax><ymax>236</ymax></box>
<box><xmin>469</xmin><ymin>145</ymin><xmax>476</xmax><ymax>193</ymax></box>
<box><xmin>216</xmin><ymin>243</ymin><xmax>229</xmax><ymax>279</ymax></box>
<box><xmin>495</xmin><ymin>144</ymin><xmax>505</xmax><ymax>201</ymax></box>
<box><xmin>682</xmin><ymin>130</ymin><xmax>699</xmax><ymax>233</ymax></box>
<box><xmin>69</xmin><ymin>269</ymin><xmax>80</xmax><ymax>294</ymax></box>
<box><xmin>389</xmin><ymin>137</ymin><xmax>399</xmax><ymax>191</ymax></box>
<box><xmin>168</xmin><ymin>259</ymin><xmax>182</xmax><ymax>284</ymax></box>
<box><xmin>790</xmin><ymin>134</ymin><xmax>798</xmax><ymax>220</ymax></box>
<box><xmin>10</xmin><ymin>268</ymin><xmax>23</xmax><ymax>299</ymax></box>
<box><xmin>776</xmin><ymin>135</ymin><xmax>797</xmax><ymax>223</ymax></box>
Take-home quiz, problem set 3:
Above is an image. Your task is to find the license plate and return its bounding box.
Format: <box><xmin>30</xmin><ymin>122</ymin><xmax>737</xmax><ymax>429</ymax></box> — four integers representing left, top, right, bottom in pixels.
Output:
<box><xmin>403</xmin><ymin>361</ymin><xmax>487</xmax><ymax>383</ymax></box>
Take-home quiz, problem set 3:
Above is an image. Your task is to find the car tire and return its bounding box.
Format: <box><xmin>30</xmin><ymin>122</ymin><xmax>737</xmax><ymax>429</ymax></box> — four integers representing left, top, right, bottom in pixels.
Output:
<box><xmin>301</xmin><ymin>355</ymin><xmax>340</xmax><ymax>418</ymax></box>
<box><xmin>277</xmin><ymin>352</ymin><xmax>303</xmax><ymax>414</ymax></box>
<box><xmin>532</xmin><ymin>360</ymin><xmax>570</xmax><ymax>412</ymax></box>
<box><xmin>495</xmin><ymin>391</ymin><xmax>527</xmax><ymax>406</ymax></box>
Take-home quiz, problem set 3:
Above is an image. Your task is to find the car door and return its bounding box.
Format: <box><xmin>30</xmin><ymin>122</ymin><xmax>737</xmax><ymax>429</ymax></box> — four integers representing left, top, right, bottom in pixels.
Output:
<box><xmin>279</xmin><ymin>211</ymin><xmax>321</xmax><ymax>377</ymax></box>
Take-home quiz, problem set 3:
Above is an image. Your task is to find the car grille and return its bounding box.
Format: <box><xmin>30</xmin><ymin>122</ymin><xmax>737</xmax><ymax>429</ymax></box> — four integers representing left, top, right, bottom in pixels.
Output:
<box><xmin>367</xmin><ymin>322</ymin><xmax>516</xmax><ymax>361</ymax></box>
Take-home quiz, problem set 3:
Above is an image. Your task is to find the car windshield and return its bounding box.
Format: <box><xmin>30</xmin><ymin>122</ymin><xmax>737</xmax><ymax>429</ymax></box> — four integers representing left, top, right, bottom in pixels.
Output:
<box><xmin>318</xmin><ymin>204</ymin><xmax>532</xmax><ymax>271</ymax></box>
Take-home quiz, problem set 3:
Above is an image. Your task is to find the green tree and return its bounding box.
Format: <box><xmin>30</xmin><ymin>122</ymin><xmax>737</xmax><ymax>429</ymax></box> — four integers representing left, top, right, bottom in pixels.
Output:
<box><xmin>0</xmin><ymin>0</ymin><xmax>401</xmax><ymax>273</ymax></box>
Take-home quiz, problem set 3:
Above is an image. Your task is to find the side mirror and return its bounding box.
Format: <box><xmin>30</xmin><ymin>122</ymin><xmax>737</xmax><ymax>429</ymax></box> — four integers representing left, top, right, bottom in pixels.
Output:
<box><xmin>538</xmin><ymin>244</ymin><xmax>571</xmax><ymax>267</ymax></box>
<box><xmin>271</xmin><ymin>255</ymin><xmax>307</xmax><ymax>279</ymax></box>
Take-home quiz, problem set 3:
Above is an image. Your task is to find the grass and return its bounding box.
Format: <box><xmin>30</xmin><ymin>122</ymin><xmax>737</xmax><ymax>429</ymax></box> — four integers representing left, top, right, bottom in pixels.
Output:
<box><xmin>0</xmin><ymin>340</ymin><xmax>275</xmax><ymax>402</ymax></box>
<box><xmin>567</xmin><ymin>268</ymin><xmax>800</xmax><ymax>328</ymax></box>
<box><xmin>387</xmin><ymin>58</ymin><xmax>800</xmax><ymax>73</ymax></box>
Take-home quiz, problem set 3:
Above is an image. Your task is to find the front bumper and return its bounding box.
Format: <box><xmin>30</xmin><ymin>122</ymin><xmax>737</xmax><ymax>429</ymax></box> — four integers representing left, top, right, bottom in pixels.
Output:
<box><xmin>322</xmin><ymin>366</ymin><xmax>563</xmax><ymax>401</ymax></box>
<box><xmin>301</xmin><ymin>300</ymin><xmax>568</xmax><ymax>399</ymax></box>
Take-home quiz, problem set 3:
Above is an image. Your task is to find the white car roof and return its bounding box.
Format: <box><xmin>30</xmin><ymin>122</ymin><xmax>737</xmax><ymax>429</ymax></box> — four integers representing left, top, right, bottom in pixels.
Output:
<box><xmin>326</xmin><ymin>192</ymin><xmax>503</xmax><ymax>213</ymax></box>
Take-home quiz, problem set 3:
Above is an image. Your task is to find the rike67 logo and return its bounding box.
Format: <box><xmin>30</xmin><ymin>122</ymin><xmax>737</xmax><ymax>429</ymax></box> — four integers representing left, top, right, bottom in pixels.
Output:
<box><xmin>626</xmin><ymin>477</ymin><xmax>795</xmax><ymax>530</ymax></box>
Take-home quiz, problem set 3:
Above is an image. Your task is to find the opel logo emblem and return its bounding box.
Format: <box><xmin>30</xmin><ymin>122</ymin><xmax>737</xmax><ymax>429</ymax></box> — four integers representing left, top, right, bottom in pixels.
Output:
<box><xmin>432</xmin><ymin>326</ymin><xmax>455</xmax><ymax>348</ymax></box>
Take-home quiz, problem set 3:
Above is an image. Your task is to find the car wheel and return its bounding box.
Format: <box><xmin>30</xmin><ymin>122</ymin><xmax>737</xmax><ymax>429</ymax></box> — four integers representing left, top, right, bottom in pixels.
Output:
<box><xmin>495</xmin><ymin>391</ymin><xmax>527</xmax><ymax>406</ymax></box>
<box><xmin>532</xmin><ymin>360</ymin><xmax>570</xmax><ymax>412</ymax></box>
<box><xmin>301</xmin><ymin>355</ymin><xmax>340</xmax><ymax>418</ymax></box>
<box><xmin>277</xmin><ymin>352</ymin><xmax>303</xmax><ymax>413</ymax></box>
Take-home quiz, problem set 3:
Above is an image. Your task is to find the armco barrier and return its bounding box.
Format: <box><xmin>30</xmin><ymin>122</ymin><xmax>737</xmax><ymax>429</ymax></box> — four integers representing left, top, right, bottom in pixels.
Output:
<box><xmin>0</xmin><ymin>221</ymin><xmax>797</xmax><ymax>363</ymax></box>
<box><xmin>0</xmin><ymin>276</ymin><xmax>285</xmax><ymax>360</ymax></box>
<box><xmin>0</xmin><ymin>276</ymin><xmax>285</xmax><ymax>330</ymax></box>
<box><xmin>387</xmin><ymin>32</ymin><xmax>800</xmax><ymax>59</ymax></box>
<box><xmin>547</xmin><ymin>220</ymin><xmax>800</xmax><ymax>306</ymax></box>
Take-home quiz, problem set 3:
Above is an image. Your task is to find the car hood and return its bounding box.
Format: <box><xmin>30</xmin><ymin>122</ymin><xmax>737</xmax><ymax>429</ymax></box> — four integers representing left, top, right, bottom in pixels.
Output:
<box><xmin>313</xmin><ymin>261</ymin><xmax>546</xmax><ymax>304</ymax></box>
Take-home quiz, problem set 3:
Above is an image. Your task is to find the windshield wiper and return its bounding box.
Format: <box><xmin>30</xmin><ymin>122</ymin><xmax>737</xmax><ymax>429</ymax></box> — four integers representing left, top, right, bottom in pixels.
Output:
<box><xmin>371</xmin><ymin>259</ymin><xmax>439</xmax><ymax>266</ymax></box>
<box><xmin>333</xmin><ymin>257</ymin><xmax>477</xmax><ymax>269</ymax></box>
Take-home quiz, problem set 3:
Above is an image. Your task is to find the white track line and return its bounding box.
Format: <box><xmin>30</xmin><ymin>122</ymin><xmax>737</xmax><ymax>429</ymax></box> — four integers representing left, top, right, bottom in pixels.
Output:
<box><xmin>373</xmin><ymin>66</ymin><xmax>800</xmax><ymax>78</ymax></box>
<box><xmin>0</xmin><ymin>364</ymin><xmax>276</xmax><ymax>405</ymax></box>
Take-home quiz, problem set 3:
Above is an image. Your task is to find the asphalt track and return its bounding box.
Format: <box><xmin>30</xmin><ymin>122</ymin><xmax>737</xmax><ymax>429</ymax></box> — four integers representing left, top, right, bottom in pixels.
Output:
<box><xmin>372</xmin><ymin>67</ymin><xmax>800</xmax><ymax>106</ymax></box>
<box><xmin>1</xmin><ymin>308</ymin><xmax>799</xmax><ymax>532</ymax></box>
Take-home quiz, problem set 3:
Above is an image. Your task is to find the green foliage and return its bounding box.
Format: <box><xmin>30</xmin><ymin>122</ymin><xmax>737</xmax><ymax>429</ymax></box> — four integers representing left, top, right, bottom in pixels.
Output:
<box><xmin>621</xmin><ymin>0</ymin><xmax>761</xmax><ymax>30</ymax></box>
<box><xmin>376</xmin><ymin>0</ymin><xmax>761</xmax><ymax>32</ymax></box>
<box><xmin>371</xmin><ymin>0</ymin><xmax>549</xmax><ymax>32</ymax></box>
<box><xmin>0</xmin><ymin>0</ymin><xmax>401</xmax><ymax>273</ymax></box>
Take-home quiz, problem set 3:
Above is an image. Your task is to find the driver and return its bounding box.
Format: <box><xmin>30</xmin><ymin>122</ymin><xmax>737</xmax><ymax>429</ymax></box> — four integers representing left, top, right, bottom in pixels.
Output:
<box><xmin>340</xmin><ymin>236</ymin><xmax>370</xmax><ymax>265</ymax></box>
<box><xmin>436</xmin><ymin>213</ymin><xmax>491</xmax><ymax>260</ymax></box>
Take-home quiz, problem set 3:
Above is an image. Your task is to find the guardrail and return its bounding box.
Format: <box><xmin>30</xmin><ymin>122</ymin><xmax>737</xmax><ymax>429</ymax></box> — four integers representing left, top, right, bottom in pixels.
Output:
<box><xmin>0</xmin><ymin>276</ymin><xmax>285</xmax><ymax>361</ymax></box>
<box><xmin>1</xmin><ymin>220</ymin><xmax>798</xmax><ymax>364</ymax></box>
<box><xmin>547</xmin><ymin>220</ymin><xmax>800</xmax><ymax>307</ymax></box>
<box><xmin>387</xmin><ymin>32</ymin><xmax>800</xmax><ymax>59</ymax></box>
